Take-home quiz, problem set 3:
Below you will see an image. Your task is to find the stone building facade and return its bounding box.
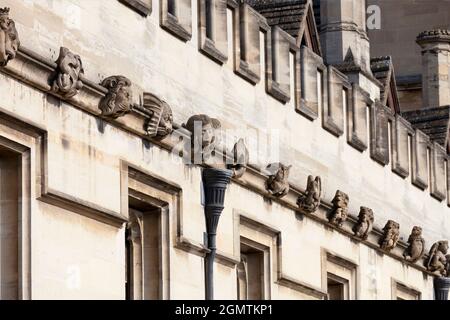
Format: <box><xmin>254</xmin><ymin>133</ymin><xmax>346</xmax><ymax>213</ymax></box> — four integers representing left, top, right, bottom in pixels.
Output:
<box><xmin>0</xmin><ymin>0</ymin><xmax>449</xmax><ymax>300</ymax></box>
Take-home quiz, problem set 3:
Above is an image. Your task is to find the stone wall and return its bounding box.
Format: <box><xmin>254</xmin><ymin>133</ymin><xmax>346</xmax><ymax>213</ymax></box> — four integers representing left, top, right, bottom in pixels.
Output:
<box><xmin>0</xmin><ymin>0</ymin><xmax>448</xmax><ymax>299</ymax></box>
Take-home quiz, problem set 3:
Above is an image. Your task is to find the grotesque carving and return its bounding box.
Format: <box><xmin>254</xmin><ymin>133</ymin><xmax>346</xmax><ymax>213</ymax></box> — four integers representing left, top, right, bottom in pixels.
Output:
<box><xmin>227</xmin><ymin>138</ymin><xmax>249</xmax><ymax>178</ymax></box>
<box><xmin>352</xmin><ymin>206</ymin><xmax>374</xmax><ymax>240</ymax></box>
<box><xmin>143</xmin><ymin>92</ymin><xmax>173</xmax><ymax>139</ymax></box>
<box><xmin>52</xmin><ymin>47</ymin><xmax>84</xmax><ymax>98</ymax></box>
<box><xmin>425</xmin><ymin>240</ymin><xmax>449</xmax><ymax>276</ymax></box>
<box><xmin>184</xmin><ymin>114</ymin><xmax>221</xmax><ymax>164</ymax></box>
<box><xmin>379</xmin><ymin>220</ymin><xmax>400</xmax><ymax>252</ymax></box>
<box><xmin>403</xmin><ymin>226</ymin><xmax>425</xmax><ymax>263</ymax></box>
<box><xmin>297</xmin><ymin>175</ymin><xmax>321</xmax><ymax>213</ymax></box>
<box><xmin>265</xmin><ymin>163</ymin><xmax>291</xmax><ymax>198</ymax></box>
<box><xmin>328</xmin><ymin>190</ymin><xmax>349</xmax><ymax>227</ymax></box>
<box><xmin>99</xmin><ymin>76</ymin><xmax>133</xmax><ymax>118</ymax></box>
<box><xmin>0</xmin><ymin>8</ymin><xmax>20</xmax><ymax>67</ymax></box>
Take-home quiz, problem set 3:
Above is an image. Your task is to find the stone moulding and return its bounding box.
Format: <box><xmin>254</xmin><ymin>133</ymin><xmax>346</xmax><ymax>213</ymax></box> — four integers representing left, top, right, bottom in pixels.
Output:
<box><xmin>323</xmin><ymin>66</ymin><xmax>349</xmax><ymax>137</ymax></box>
<box><xmin>0</xmin><ymin>44</ymin><xmax>445</xmax><ymax>276</ymax></box>
<box><xmin>198</xmin><ymin>0</ymin><xmax>229</xmax><ymax>64</ymax></box>
<box><xmin>118</xmin><ymin>0</ymin><xmax>152</xmax><ymax>17</ymax></box>
<box><xmin>160</xmin><ymin>0</ymin><xmax>192</xmax><ymax>42</ymax></box>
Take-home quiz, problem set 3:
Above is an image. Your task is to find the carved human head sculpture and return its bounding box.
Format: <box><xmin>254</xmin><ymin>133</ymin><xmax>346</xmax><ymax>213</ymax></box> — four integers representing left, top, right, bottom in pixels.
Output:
<box><xmin>99</xmin><ymin>75</ymin><xmax>133</xmax><ymax>118</ymax></box>
<box><xmin>0</xmin><ymin>8</ymin><xmax>20</xmax><ymax>67</ymax></box>
<box><xmin>143</xmin><ymin>92</ymin><xmax>173</xmax><ymax>138</ymax></box>
<box><xmin>185</xmin><ymin>114</ymin><xmax>221</xmax><ymax>163</ymax></box>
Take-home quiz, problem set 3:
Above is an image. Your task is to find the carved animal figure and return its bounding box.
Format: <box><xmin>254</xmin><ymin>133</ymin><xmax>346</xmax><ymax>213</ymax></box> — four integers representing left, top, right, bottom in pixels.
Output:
<box><xmin>143</xmin><ymin>92</ymin><xmax>173</xmax><ymax>139</ymax></box>
<box><xmin>52</xmin><ymin>47</ymin><xmax>84</xmax><ymax>98</ymax></box>
<box><xmin>403</xmin><ymin>226</ymin><xmax>425</xmax><ymax>263</ymax></box>
<box><xmin>379</xmin><ymin>220</ymin><xmax>400</xmax><ymax>252</ymax></box>
<box><xmin>184</xmin><ymin>114</ymin><xmax>221</xmax><ymax>164</ymax></box>
<box><xmin>0</xmin><ymin>8</ymin><xmax>20</xmax><ymax>67</ymax></box>
<box><xmin>352</xmin><ymin>207</ymin><xmax>374</xmax><ymax>240</ymax></box>
<box><xmin>99</xmin><ymin>76</ymin><xmax>133</xmax><ymax>118</ymax></box>
<box><xmin>328</xmin><ymin>190</ymin><xmax>349</xmax><ymax>227</ymax></box>
<box><xmin>265</xmin><ymin>163</ymin><xmax>291</xmax><ymax>198</ymax></box>
<box><xmin>426</xmin><ymin>240</ymin><xmax>449</xmax><ymax>276</ymax></box>
<box><xmin>227</xmin><ymin>138</ymin><xmax>249</xmax><ymax>178</ymax></box>
<box><xmin>297</xmin><ymin>175</ymin><xmax>321</xmax><ymax>213</ymax></box>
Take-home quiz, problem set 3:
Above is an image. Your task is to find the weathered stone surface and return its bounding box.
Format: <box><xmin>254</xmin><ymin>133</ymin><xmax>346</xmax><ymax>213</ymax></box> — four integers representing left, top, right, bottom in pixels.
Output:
<box><xmin>234</xmin><ymin>3</ymin><xmax>262</xmax><ymax>84</ymax></box>
<box><xmin>391</xmin><ymin>116</ymin><xmax>414</xmax><ymax>178</ymax></box>
<box><xmin>403</xmin><ymin>226</ymin><xmax>425</xmax><ymax>263</ymax></box>
<box><xmin>0</xmin><ymin>7</ymin><xmax>19</xmax><ymax>67</ymax></box>
<box><xmin>298</xmin><ymin>46</ymin><xmax>326</xmax><ymax>120</ymax></box>
<box><xmin>52</xmin><ymin>47</ymin><xmax>84</xmax><ymax>99</ymax></box>
<box><xmin>143</xmin><ymin>92</ymin><xmax>173</xmax><ymax>139</ymax></box>
<box><xmin>297</xmin><ymin>175</ymin><xmax>321</xmax><ymax>213</ymax></box>
<box><xmin>411</xmin><ymin>129</ymin><xmax>430</xmax><ymax>190</ymax></box>
<box><xmin>347</xmin><ymin>84</ymin><xmax>371</xmax><ymax>151</ymax></box>
<box><xmin>431</xmin><ymin>142</ymin><xmax>447</xmax><ymax>201</ymax></box>
<box><xmin>198</xmin><ymin>0</ymin><xmax>228</xmax><ymax>64</ymax></box>
<box><xmin>426</xmin><ymin>240</ymin><xmax>449</xmax><ymax>276</ymax></box>
<box><xmin>265</xmin><ymin>163</ymin><xmax>291</xmax><ymax>198</ymax></box>
<box><xmin>160</xmin><ymin>0</ymin><xmax>192</xmax><ymax>41</ymax></box>
<box><xmin>227</xmin><ymin>138</ymin><xmax>249</xmax><ymax>178</ymax></box>
<box><xmin>353</xmin><ymin>207</ymin><xmax>374</xmax><ymax>240</ymax></box>
<box><xmin>184</xmin><ymin>114</ymin><xmax>221</xmax><ymax>164</ymax></box>
<box><xmin>267</xmin><ymin>26</ymin><xmax>292</xmax><ymax>103</ymax></box>
<box><xmin>99</xmin><ymin>76</ymin><xmax>133</xmax><ymax>118</ymax></box>
<box><xmin>370</xmin><ymin>101</ymin><xmax>392</xmax><ymax>166</ymax></box>
<box><xmin>328</xmin><ymin>190</ymin><xmax>349</xmax><ymax>227</ymax></box>
<box><xmin>379</xmin><ymin>220</ymin><xmax>400</xmax><ymax>252</ymax></box>
<box><xmin>323</xmin><ymin>66</ymin><xmax>348</xmax><ymax>136</ymax></box>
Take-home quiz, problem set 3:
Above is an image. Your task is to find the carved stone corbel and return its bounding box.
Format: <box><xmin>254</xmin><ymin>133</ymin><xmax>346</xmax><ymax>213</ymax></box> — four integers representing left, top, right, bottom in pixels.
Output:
<box><xmin>227</xmin><ymin>138</ymin><xmax>249</xmax><ymax>178</ymax></box>
<box><xmin>143</xmin><ymin>92</ymin><xmax>173</xmax><ymax>139</ymax></box>
<box><xmin>297</xmin><ymin>175</ymin><xmax>321</xmax><ymax>213</ymax></box>
<box><xmin>184</xmin><ymin>114</ymin><xmax>221</xmax><ymax>164</ymax></box>
<box><xmin>265</xmin><ymin>163</ymin><xmax>291</xmax><ymax>198</ymax></box>
<box><xmin>328</xmin><ymin>190</ymin><xmax>349</xmax><ymax>227</ymax></box>
<box><xmin>403</xmin><ymin>226</ymin><xmax>425</xmax><ymax>263</ymax></box>
<box><xmin>52</xmin><ymin>47</ymin><xmax>84</xmax><ymax>98</ymax></box>
<box><xmin>99</xmin><ymin>75</ymin><xmax>133</xmax><ymax>118</ymax></box>
<box><xmin>425</xmin><ymin>240</ymin><xmax>449</xmax><ymax>276</ymax></box>
<box><xmin>379</xmin><ymin>220</ymin><xmax>400</xmax><ymax>252</ymax></box>
<box><xmin>352</xmin><ymin>206</ymin><xmax>374</xmax><ymax>240</ymax></box>
<box><xmin>0</xmin><ymin>7</ymin><xmax>20</xmax><ymax>67</ymax></box>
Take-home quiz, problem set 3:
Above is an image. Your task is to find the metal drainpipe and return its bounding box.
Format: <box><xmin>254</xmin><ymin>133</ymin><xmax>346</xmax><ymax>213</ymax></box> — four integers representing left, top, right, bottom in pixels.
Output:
<box><xmin>434</xmin><ymin>277</ymin><xmax>450</xmax><ymax>300</ymax></box>
<box><xmin>202</xmin><ymin>168</ymin><xmax>232</xmax><ymax>300</ymax></box>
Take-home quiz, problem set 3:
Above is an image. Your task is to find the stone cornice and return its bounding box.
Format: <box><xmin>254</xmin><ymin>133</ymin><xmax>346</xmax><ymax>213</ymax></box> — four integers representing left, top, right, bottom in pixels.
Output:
<box><xmin>417</xmin><ymin>29</ymin><xmax>450</xmax><ymax>46</ymax></box>
<box><xmin>0</xmin><ymin>44</ymin><xmax>441</xmax><ymax>279</ymax></box>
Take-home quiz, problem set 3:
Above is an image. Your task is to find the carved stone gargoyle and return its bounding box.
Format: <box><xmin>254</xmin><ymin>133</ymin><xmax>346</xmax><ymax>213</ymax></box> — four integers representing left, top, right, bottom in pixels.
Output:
<box><xmin>425</xmin><ymin>240</ymin><xmax>449</xmax><ymax>276</ymax></box>
<box><xmin>143</xmin><ymin>92</ymin><xmax>173</xmax><ymax>139</ymax></box>
<box><xmin>99</xmin><ymin>75</ymin><xmax>133</xmax><ymax>118</ymax></box>
<box><xmin>379</xmin><ymin>220</ymin><xmax>400</xmax><ymax>252</ymax></box>
<box><xmin>328</xmin><ymin>190</ymin><xmax>349</xmax><ymax>227</ymax></box>
<box><xmin>227</xmin><ymin>138</ymin><xmax>249</xmax><ymax>178</ymax></box>
<box><xmin>352</xmin><ymin>206</ymin><xmax>374</xmax><ymax>240</ymax></box>
<box><xmin>184</xmin><ymin>114</ymin><xmax>221</xmax><ymax>164</ymax></box>
<box><xmin>403</xmin><ymin>226</ymin><xmax>425</xmax><ymax>263</ymax></box>
<box><xmin>52</xmin><ymin>47</ymin><xmax>84</xmax><ymax>98</ymax></box>
<box><xmin>0</xmin><ymin>7</ymin><xmax>20</xmax><ymax>67</ymax></box>
<box><xmin>265</xmin><ymin>163</ymin><xmax>291</xmax><ymax>198</ymax></box>
<box><xmin>297</xmin><ymin>175</ymin><xmax>321</xmax><ymax>213</ymax></box>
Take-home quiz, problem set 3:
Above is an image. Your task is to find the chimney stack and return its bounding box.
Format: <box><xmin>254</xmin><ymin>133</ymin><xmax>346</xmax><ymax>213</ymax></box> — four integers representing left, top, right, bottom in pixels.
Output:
<box><xmin>416</xmin><ymin>30</ymin><xmax>450</xmax><ymax>109</ymax></box>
